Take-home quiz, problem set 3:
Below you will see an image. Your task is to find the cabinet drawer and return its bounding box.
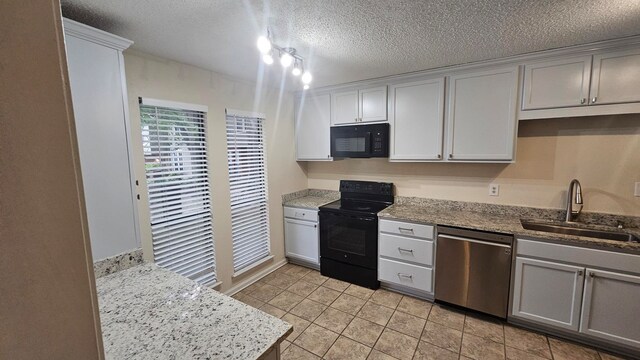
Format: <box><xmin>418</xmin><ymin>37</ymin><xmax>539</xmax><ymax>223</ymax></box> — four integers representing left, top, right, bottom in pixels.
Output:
<box><xmin>378</xmin><ymin>258</ymin><xmax>433</xmax><ymax>293</ymax></box>
<box><xmin>379</xmin><ymin>219</ymin><xmax>434</xmax><ymax>239</ymax></box>
<box><xmin>379</xmin><ymin>233</ymin><xmax>433</xmax><ymax>266</ymax></box>
<box><xmin>284</xmin><ymin>207</ymin><xmax>318</xmax><ymax>222</ymax></box>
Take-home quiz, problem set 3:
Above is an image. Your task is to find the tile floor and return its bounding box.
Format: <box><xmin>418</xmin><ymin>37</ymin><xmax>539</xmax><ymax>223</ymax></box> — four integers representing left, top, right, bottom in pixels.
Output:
<box><xmin>232</xmin><ymin>264</ymin><xmax>630</xmax><ymax>360</ymax></box>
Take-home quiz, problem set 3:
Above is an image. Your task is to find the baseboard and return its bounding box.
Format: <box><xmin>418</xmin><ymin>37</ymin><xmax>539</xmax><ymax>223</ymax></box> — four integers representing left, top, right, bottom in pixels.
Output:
<box><xmin>380</xmin><ymin>281</ymin><xmax>434</xmax><ymax>301</ymax></box>
<box><xmin>225</xmin><ymin>258</ymin><xmax>288</xmax><ymax>296</ymax></box>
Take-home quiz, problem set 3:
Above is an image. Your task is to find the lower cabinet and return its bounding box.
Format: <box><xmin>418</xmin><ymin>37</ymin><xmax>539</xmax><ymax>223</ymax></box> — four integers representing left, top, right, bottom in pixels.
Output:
<box><xmin>283</xmin><ymin>207</ymin><xmax>319</xmax><ymax>267</ymax></box>
<box><xmin>580</xmin><ymin>269</ymin><xmax>640</xmax><ymax>348</ymax></box>
<box><xmin>511</xmin><ymin>238</ymin><xmax>640</xmax><ymax>353</ymax></box>
<box><xmin>512</xmin><ymin>257</ymin><xmax>584</xmax><ymax>331</ymax></box>
<box><xmin>378</xmin><ymin>219</ymin><xmax>435</xmax><ymax>297</ymax></box>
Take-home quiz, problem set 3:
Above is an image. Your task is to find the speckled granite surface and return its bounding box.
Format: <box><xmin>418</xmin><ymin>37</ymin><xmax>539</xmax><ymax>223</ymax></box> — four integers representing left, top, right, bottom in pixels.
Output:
<box><xmin>94</xmin><ymin>249</ymin><xmax>144</xmax><ymax>278</ymax></box>
<box><xmin>96</xmin><ymin>264</ymin><xmax>292</xmax><ymax>360</ymax></box>
<box><xmin>379</xmin><ymin>202</ymin><xmax>640</xmax><ymax>254</ymax></box>
<box><xmin>282</xmin><ymin>189</ymin><xmax>339</xmax><ymax>209</ymax></box>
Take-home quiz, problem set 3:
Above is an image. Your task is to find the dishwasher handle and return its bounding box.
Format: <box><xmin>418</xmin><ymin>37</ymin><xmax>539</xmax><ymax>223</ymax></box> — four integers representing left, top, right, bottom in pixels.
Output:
<box><xmin>437</xmin><ymin>234</ymin><xmax>512</xmax><ymax>249</ymax></box>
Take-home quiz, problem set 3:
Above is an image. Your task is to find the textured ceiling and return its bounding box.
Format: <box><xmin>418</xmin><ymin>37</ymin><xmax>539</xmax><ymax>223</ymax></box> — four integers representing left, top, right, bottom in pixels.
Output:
<box><xmin>61</xmin><ymin>0</ymin><xmax>640</xmax><ymax>90</ymax></box>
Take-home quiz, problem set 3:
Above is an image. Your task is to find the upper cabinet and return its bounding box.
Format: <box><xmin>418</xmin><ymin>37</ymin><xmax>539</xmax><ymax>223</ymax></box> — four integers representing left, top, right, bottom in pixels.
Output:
<box><xmin>389</xmin><ymin>78</ymin><xmax>445</xmax><ymax>161</ymax></box>
<box><xmin>520</xmin><ymin>47</ymin><xmax>640</xmax><ymax>119</ymax></box>
<box><xmin>522</xmin><ymin>56</ymin><xmax>592</xmax><ymax>110</ymax></box>
<box><xmin>447</xmin><ymin>66</ymin><xmax>519</xmax><ymax>161</ymax></box>
<box><xmin>590</xmin><ymin>48</ymin><xmax>640</xmax><ymax>105</ymax></box>
<box><xmin>331</xmin><ymin>86</ymin><xmax>387</xmax><ymax>125</ymax></box>
<box><xmin>295</xmin><ymin>93</ymin><xmax>332</xmax><ymax>161</ymax></box>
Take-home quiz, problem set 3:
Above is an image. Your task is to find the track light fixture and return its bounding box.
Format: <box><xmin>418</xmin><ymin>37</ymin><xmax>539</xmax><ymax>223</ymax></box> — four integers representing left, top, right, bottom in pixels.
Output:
<box><xmin>256</xmin><ymin>30</ymin><xmax>312</xmax><ymax>89</ymax></box>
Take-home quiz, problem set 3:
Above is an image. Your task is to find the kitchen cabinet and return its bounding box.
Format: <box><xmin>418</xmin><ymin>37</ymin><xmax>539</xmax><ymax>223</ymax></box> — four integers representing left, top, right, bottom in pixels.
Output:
<box><xmin>295</xmin><ymin>93</ymin><xmax>332</xmax><ymax>160</ymax></box>
<box><xmin>63</xmin><ymin>19</ymin><xmax>140</xmax><ymax>261</ymax></box>
<box><xmin>512</xmin><ymin>238</ymin><xmax>640</xmax><ymax>353</ymax></box>
<box><xmin>389</xmin><ymin>78</ymin><xmax>445</xmax><ymax>161</ymax></box>
<box><xmin>522</xmin><ymin>56</ymin><xmax>592</xmax><ymax>110</ymax></box>
<box><xmin>520</xmin><ymin>47</ymin><xmax>640</xmax><ymax>119</ymax></box>
<box><xmin>378</xmin><ymin>219</ymin><xmax>435</xmax><ymax>298</ymax></box>
<box><xmin>511</xmin><ymin>257</ymin><xmax>584</xmax><ymax>331</ymax></box>
<box><xmin>331</xmin><ymin>86</ymin><xmax>387</xmax><ymax>125</ymax></box>
<box><xmin>580</xmin><ymin>269</ymin><xmax>640</xmax><ymax>348</ymax></box>
<box><xmin>446</xmin><ymin>66</ymin><xmax>519</xmax><ymax>161</ymax></box>
<box><xmin>590</xmin><ymin>48</ymin><xmax>640</xmax><ymax>105</ymax></box>
<box><xmin>284</xmin><ymin>206</ymin><xmax>319</xmax><ymax>268</ymax></box>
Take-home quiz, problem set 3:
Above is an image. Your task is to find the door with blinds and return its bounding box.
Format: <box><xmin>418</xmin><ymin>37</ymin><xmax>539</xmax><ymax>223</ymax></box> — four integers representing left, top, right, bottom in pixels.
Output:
<box><xmin>226</xmin><ymin>111</ymin><xmax>271</xmax><ymax>273</ymax></box>
<box><xmin>139</xmin><ymin>98</ymin><xmax>217</xmax><ymax>286</ymax></box>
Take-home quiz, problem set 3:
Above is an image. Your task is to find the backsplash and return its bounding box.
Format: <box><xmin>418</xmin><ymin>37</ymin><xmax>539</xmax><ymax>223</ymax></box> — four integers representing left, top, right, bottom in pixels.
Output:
<box><xmin>93</xmin><ymin>249</ymin><xmax>144</xmax><ymax>278</ymax></box>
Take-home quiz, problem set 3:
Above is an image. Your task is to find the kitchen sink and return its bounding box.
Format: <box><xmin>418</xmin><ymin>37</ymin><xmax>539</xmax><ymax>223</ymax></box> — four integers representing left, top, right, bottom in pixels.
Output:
<box><xmin>520</xmin><ymin>220</ymin><xmax>639</xmax><ymax>242</ymax></box>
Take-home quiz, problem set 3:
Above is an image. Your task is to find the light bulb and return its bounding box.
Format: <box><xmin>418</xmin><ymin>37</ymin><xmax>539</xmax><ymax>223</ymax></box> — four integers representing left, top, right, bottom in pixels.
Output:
<box><xmin>301</xmin><ymin>71</ymin><xmax>312</xmax><ymax>84</ymax></box>
<box><xmin>256</xmin><ymin>36</ymin><xmax>271</xmax><ymax>54</ymax></box>
<box><xmin>280</xmin><ymin>52</ymin><xmax>294</xmax><ymax>68</ymax></box>
<box><xmin>262</xmin><ymin>53</ymin><xmax>274</xmax><ymax>65</ymax></box>
<box><xmin>292</xmin><ymin>64</ymin><xmax>302</xmax><ymax>76</ymax></box>
<box><xmin>303</xmin><ymin>84</ymin><xmax>310</xmax><ymax>90</ymax></box>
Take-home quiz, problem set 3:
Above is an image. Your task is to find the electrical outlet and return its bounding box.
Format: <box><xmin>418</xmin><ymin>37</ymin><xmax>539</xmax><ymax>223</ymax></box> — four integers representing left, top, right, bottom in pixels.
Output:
<box><xmin>635</xmin><ymin>182</ymin><xmax>640</xmax><ymax>197</ymax></box>
<box><xmin>489</xmin><ymin>184</ymin><xmax>500</xmax><ymax>197</ymax></box>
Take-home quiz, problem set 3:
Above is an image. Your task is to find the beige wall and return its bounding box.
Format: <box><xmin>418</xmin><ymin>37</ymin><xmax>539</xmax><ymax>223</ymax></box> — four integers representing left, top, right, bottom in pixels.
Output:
<box><xmin>123</xmin><ymin>51</ymin><xmax>307</xmax><ymax>292</ymax></box>
<box><xmin>308</xmin><ymin>115</ymin><xmax>640</xmax><ymax>216</ymax></box>
<box><xmin>0</xmin><ymin>1</ymin><xmax>103</xmax><ymax>358</ymax></box>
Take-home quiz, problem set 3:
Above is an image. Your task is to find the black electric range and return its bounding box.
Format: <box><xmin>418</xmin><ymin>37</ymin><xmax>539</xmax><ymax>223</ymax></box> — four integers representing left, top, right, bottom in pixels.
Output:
<box><xmin>319</xmin><ymin>180</ymin><xmax>394</xmax><ymax>289</ymax></box>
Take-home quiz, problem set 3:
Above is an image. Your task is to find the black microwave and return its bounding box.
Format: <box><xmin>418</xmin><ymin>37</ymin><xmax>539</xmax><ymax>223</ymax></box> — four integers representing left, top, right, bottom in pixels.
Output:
<box><xmin>330</xmin><ymin>123</ymin><xmax>389</xmax><ymax>158</ymax></box>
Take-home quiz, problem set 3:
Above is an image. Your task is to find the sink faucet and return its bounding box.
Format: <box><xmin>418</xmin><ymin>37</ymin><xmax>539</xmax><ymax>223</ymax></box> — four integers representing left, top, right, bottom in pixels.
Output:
<box><xmin>565</xmin><ymin>179</ymin><xmax>583</xmax><ymax>222</ymax></box>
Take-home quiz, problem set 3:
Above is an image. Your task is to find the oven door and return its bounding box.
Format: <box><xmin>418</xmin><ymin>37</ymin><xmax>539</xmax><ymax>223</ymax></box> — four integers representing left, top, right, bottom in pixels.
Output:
<box><xmin>319</xmin><ymin>211</ymin><xmax>378</xmax><ymax>269</ymax></box>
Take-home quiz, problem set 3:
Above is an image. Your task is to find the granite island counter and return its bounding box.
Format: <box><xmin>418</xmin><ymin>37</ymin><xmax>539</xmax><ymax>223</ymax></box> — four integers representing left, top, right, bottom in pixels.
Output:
<box><xmin>96</xmin><ymin>263</ymin><xmax>292</xmax><ymax>360</ymax></box>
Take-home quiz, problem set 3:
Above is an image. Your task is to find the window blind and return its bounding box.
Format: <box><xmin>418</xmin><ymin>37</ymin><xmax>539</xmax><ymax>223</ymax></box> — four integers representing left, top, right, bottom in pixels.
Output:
<box><xmin>140</xmin><ymin>99</ymin><xmax>217</xmax><ymax>286</ymax></box>
<box><xmin>226</xmin><ymin>113</ymin><xmax>271</xmax><ymax>273</ymax></box>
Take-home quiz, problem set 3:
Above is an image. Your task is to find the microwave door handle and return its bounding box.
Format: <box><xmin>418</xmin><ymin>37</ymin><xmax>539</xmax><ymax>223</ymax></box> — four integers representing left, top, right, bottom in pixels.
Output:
<box><xmin>365</xmin><ymin>132</ymin><xmax>372</xmax><ymax>155</ymax></box>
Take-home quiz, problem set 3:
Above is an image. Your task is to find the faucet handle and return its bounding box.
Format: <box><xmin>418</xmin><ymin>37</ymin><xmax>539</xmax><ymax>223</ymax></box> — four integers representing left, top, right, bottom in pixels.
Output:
<box><xmin>617</xmin><ymin>221</ymin><xmax>624</xmax><ymax>229</ymax></box>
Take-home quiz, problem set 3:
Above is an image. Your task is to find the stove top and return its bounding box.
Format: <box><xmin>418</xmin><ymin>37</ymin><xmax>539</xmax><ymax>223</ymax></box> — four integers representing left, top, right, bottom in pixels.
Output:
<box><xmin>320</xmin><ymin>199</ymin><xmax>391</xmax><ymax>215</ymax></box>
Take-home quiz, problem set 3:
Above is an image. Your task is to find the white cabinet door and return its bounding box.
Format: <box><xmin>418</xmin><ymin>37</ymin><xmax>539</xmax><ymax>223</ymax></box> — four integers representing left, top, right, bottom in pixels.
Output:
<box><xmin>296</xmin><ymin>94</ymin><xmax>332</xmax><ymax>160</ymax></box>
<box><xmin>65</xmin><ymin>35</ymin><xmax>139</xmax><ymax>261</ymax></box>
<box><xmin>331</xmin><ymin>90</ymin><xmax>359</xmax><ymax>125</ymax></box>
<box><xmin>580</xmin><ymin>269</ymin><xmax>640</xmax><ymax>348</ymax></box>
<box><xmin>284</xmin><ymin>218</ymin><xmax>319</xmax><ymax>265</ymax></box>
<box><xmin>447</xmin><ymin>66</ymin><xmax>518</xmax><ymax>161</ymax></box>
<box><xmin>522</xmin><ymin>56</ymin><xmax>592</xmax><ymax>110</ymax></box>
<box><xmin>512</xmin><ymin>257</ymin><xmax>585</xmax><ymax>331</ymax></box>
<box><xmin>359</xmin><ymin>86</ymin><xmax>387</xmax><ymax>122</ymax></box>
<box><xmin>590</xmin><ymin>49</ymin><xmax>640</xmax><ymax>105</ymax></box>
<box><xmin>389</xmin><ymin>79</ymin><xmax>445</xmax><ymax>160</ymax></box>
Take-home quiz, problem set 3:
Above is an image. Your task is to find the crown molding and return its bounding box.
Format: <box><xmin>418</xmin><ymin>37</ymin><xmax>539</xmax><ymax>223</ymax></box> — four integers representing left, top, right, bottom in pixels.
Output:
<box><xmin>63</xmin><ymin>18</ymin><xmax>133</xmax><ymax>51</ymax></box>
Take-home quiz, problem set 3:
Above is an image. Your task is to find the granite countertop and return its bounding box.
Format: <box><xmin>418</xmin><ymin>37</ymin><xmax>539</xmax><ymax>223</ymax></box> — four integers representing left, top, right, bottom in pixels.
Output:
<box><xmin>283</xmin><ymin>195</ymin><xmax>339</xmax><ymax>209</ymax></box>
<box><xmin>96</xmin><ymin>264</ymin><xmax>292</xmax><ymax>360</ymax></box>
<box><xmin>379</xmin><ymin>203</ymin><xmax>640</xmax><ymax>254</ymax></box>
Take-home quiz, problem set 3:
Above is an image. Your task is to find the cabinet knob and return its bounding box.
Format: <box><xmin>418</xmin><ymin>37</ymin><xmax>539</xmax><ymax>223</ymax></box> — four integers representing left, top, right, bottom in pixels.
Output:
<box><xmin>354</xmin><ymin>117</ymin><xmax>358</xmax><ymax>122</ymax></box>
<box><xmin>578</xmin><ymin>270</ymin><xmax>583</xmax><ymax>276</ymax></box>
<box><xmin>591</xmin><ymin>97</ymin><xmax>597</xmax><ymax>104</ymax></box>
<box><xmin>589</xmin><ymin>272</ymin><xmax>595</xmax><ymax>278</ymax></box>
<box><xmin>448</xmin><ymin>154</ymin><xmax>453</xmax><ymax>159</ymax></box>
<box><xmin>580</xmin><ymin>98</ymin><xmax>586</xmax><ymax>105</ymax></box>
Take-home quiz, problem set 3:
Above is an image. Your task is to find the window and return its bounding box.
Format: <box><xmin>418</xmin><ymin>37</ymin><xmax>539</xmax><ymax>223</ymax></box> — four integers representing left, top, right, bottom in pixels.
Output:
<box><xmin>139</xmin><ymin>98</ymin><xmax>217</xmax><ymax>285</ymax></box>
<box><xmin>226</xmin><ymin>111</ymin><xmax>271</xmax><ymax>273</ymax></box>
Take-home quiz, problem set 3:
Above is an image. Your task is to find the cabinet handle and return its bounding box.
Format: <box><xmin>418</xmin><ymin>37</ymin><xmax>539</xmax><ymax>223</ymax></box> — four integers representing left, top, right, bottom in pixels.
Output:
<box><xmin>589</xmin><ymin>272</ymin><xmax>595</xmax><ymax>278</ymax></box>
<box><xmin>448</xmin><ymin>154</ymin><xmax>453</xmax><ymax>159</ymax></box>
<box><xmin>398</xmin><ymin>227</ymin><xmax>414</xmax><ymax>234</ymax></box>
<box><xmin>354</xmin><ymin>117</ymin><xmax>358</xmax><ymax>122</ymax></box>
<box><xmin>437</xmin><ymin>154</ymin><xmax>442</xmax><ymax>159</ymax></box>
<box><xmin>397</xmin><ymin>273</ymin><xmax>413</xmax><ymax>279</ymax></box>
<box><xmin>398</xmin><ymin>247</ymin><xmax>414</xmax><ymax>253</ymax></box>
<box><xmin>578</xmin><ymin>270</ymin><xmax>583</xmax><ymax>276</ymax></box>
<box><xmin>314</xmin><ymin>224</ymin><xmax>317</xmax><ymax>228</ymax></box>
<box><xmin>580</xmin><ymin>98</ymin><xmax>586</xmax><ymax>105</ymax></box>
<box><xmin>591</xmin><ymin>97</ymin><xmax>597</xmax><ymax>104</ymax></box>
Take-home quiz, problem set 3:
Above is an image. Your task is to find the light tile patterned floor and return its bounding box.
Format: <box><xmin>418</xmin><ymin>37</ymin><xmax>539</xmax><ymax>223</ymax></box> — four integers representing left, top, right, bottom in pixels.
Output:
<box><xmin>232</xmin><ymin>264</ymin><xmax>630</xmax><ymax>360</ymax></box>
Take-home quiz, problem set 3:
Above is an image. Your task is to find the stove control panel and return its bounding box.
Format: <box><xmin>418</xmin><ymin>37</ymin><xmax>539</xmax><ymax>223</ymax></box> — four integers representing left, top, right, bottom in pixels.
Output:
<box><xmin>340</xmin><ymin>180</ymin><xmax>393</xmax><ymax>196</ymax></box>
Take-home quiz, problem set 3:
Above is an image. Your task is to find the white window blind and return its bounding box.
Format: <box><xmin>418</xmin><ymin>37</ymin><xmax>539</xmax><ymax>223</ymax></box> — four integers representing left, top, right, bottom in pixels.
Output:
<box><xmin>139</xmin><ymin>98</ymin><xmax>217</xmax><ymax>286</ymax></box>
<box><xmin>226</xmin><ymin>113</ymin><xmax>271</xmax><ymax>273</ymax></box>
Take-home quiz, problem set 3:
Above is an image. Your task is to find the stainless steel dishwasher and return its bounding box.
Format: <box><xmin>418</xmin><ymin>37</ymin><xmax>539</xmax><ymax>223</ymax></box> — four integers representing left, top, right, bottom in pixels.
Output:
<box><xmin>435</xmin><ymin>226</ymin><xmax>513</xmax><ymax>318</ymax></box>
